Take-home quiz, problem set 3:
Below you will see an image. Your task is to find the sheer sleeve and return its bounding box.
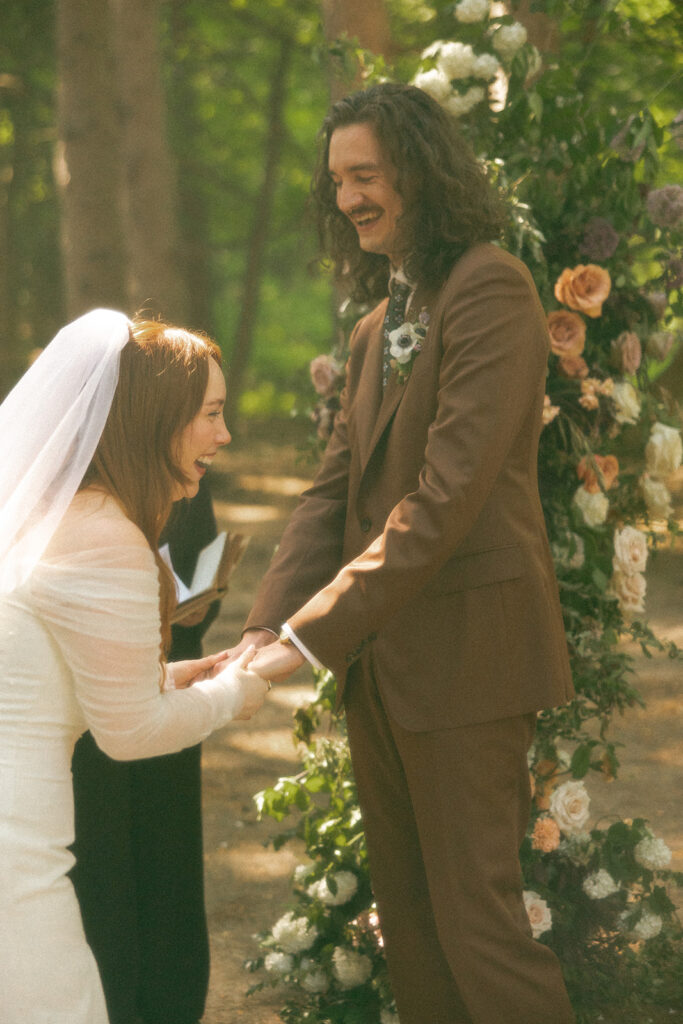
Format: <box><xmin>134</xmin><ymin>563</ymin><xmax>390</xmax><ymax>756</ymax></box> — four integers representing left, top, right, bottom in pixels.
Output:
<box><xmin>29</xmin><ymin>503</ymin><xmax>244</xmax><ymax>760</ymax></box>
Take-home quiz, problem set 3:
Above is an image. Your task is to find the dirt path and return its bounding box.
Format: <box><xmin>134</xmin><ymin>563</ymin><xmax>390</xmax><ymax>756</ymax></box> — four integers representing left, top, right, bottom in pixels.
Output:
<box><xmin>198</xmin><ymin>428</ymin><xmax>683</xmax><ymax>1024</ymax></box>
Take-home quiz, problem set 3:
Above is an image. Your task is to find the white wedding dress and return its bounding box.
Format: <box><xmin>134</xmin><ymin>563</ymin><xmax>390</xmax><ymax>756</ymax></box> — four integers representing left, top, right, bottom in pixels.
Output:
<box><xmin>0</xmin><ymin>493</ymin><xmax>245</xmax><ymax>1023</ymax></box>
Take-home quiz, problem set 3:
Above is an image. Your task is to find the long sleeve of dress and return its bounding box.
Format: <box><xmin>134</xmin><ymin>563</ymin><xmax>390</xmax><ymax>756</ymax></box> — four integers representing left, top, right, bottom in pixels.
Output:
<box><xmin>28</xmin><ymin>505</ymin><xmax>245</xmax><ymax>761</ymax></box>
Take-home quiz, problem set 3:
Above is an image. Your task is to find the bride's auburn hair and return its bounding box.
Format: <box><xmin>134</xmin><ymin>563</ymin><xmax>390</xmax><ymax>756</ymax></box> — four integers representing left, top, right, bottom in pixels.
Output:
<box><xmin>81</xmin><ymin>317</ymin><xmax>222</xmax><ymax>651</ymax></box>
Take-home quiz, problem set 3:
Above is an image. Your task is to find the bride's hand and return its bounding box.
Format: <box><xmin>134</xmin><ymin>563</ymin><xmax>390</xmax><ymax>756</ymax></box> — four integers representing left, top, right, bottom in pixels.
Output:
<box><xmin>214</xmin><ymin>647</ymin><xmax>269</xmax><ymax>720</ymax></box>
<box><xmin>165</xmin><ymin>650</ymin><xmax>236</xmax><ymax>690</ymax></box>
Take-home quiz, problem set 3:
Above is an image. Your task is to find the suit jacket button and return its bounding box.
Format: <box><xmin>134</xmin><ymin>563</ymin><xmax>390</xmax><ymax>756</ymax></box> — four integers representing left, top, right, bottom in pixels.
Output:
<box><xmin>360</xmin><ymin>517</ymin><xmax>371</xmax><ymax>533</ymax></box>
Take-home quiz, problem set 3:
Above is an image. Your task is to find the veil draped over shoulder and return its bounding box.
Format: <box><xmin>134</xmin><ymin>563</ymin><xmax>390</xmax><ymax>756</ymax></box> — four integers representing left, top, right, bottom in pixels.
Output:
<box><xmin>0</xmin><ymin>308</ymin><xmax>132</xmax><ymax>594</ymax></box>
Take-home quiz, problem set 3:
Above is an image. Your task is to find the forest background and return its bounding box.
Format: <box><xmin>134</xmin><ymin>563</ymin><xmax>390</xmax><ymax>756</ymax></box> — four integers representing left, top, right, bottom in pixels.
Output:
<box><xmin>1</xmin><ymin>0</ymin><xmax>681</xmax><ymax>415</ymax></box>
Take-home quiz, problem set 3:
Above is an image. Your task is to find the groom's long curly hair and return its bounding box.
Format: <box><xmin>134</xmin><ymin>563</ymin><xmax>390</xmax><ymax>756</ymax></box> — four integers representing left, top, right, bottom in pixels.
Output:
<box><xmin>311</xmin><ymin>82</ymin><xmax>505</xmax><ymax>304</ymax></box>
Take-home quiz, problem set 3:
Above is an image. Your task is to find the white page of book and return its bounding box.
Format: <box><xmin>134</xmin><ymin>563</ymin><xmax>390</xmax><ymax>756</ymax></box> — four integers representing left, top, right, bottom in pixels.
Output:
<box><xmin>190</xmin><ymin>531</ymin><xmax>227</xmax><ymax>594</ymax></box>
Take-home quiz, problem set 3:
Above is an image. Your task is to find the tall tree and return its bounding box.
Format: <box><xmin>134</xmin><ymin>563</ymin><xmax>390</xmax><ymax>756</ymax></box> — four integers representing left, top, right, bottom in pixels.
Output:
<box><xmin>55</xmin><ymin>0</ymin><xmax>126</xmax><ymax>318</ymax></box>
<box><xmin>111</xmin><ymin>0</ymin><xmax>188</xmax><ymax>322</ymax></box>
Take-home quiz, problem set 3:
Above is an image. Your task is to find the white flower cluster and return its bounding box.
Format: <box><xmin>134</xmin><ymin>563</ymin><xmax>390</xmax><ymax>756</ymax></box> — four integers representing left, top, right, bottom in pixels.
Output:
<box><xmin>380</xmin><ymin>1010</ymin><xmax>400</xmax><ymax>1024</ymax></box>
<box><xmin>271</xmin><ymin>911</ymin><xmax>318</xmax><ymax>954</ymax></box>
<box><xmin>638</xmin><ymin>421</ymin><xmax>681</xmax><ymax>522</ymax></box>
<box><xmin>572</xmin><ymin>486</ymin><xmax>609</xmax><ymax>527</ymax></box>
<box><xmin>582</xmin><ymin>869</ymin><xmax>619</xmax><ymax>899</ymax></box>
<box><xmin>621</xmin><ymin>908</ymin><xmax>663</xmax><ymax>942</ymax></box>
<box><xmin>332</xmin><ymin>946</ymin><xmax>373</xmax><ymax>989</ymax></box>
<box><xmin>549</xmin><ymin>779</ymin><xmax>591</xmax><ymax>835</ymax></box>
<box><xmin>559</xmin><ymin>831</ymin><xmax>593</xmax><ymax>866</ymax></box>
<box><xmin>610</xmin><ymin>524</ymin><xmax>648</xmax><ymax>617</ymax></box>
<box><xmin>523</xmin><ymin>890</ymin><xmax>553</xmax><ymax>938</ymax></box>
<box><xmin>307</xmin><ymin>870</ymin><xmax>358</xmax><ymax>906</ymax></box>
<box><xmin>454</xmin><ymin>0</ymin><xmax>489</xmax><ymax>24</ymax></box>
<box><xmin>634</xmin><ymin>834</ymin><xmax>672</xmax><ymax>871</ymax></box>
<box><xmin>412</xmin><ymin>38</ymin><xmax>500</xmax><ymax>118</ymax></box>
<box><xmin>551</xmin><ymin>532</ymin><xmax>585</xmax><ymax>570</ymax></box>
<box><xmin>300</xmin><ymin>958</ymin><xmax>330</xmax><ymax>993</ymax></box>
<box><xmin>264</xmin><ymin>951</ymin><xmax>294</xmax><ymax>974</ymax></box>
<box><xmin>492</xmin><ymin>22</ymin><xmax>527</xmax><ymax>59</ymax></box>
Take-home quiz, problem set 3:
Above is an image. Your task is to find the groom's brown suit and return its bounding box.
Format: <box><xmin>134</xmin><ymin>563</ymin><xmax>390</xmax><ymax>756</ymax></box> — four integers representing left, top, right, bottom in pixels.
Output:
<box><xmin>247</xmin><ymin>243</ymin><xmax>576</xmax><ymax>1023</ymax></box>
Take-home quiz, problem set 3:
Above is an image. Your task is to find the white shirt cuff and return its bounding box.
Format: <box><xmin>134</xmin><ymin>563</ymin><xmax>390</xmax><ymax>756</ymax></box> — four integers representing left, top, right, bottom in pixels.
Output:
<box><xmin>281</xmin><ymin>622</ymin><xmax>324</xmax><ymax>671</ymax></box>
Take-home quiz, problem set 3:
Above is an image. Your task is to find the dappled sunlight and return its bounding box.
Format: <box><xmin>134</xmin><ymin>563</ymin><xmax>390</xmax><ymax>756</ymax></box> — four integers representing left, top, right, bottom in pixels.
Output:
<box><xmin>269</xmin><ymin>684</ymin><xmax>316</xmax><ymax>709</ymax></box>
<box><xmin>213</xmin><ymin>499</ymin><xmax>284</xmax><ymax>523</ymax></box>
<box><xmin>236</xmin><ymin>473</ymin><xmax>311</xmax><ymax>497</ymax></box>
<box><xmin>227</xmin><ymin>728</ymin><xmax>305</xmax><ymax>764</ymax></box>
<box><xmin>206</xmin><ymin>840</ymin><xmax>299</xmax><ymax>882</ymax></box>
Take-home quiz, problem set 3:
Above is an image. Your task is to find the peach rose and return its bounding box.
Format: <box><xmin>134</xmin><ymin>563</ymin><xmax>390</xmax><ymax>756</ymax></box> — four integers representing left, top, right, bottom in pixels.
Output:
<box><xmin>542</xmin><ymin>395</ymin><xmax>560</xmax><ymax>426</ymax></box>
<box><xmin>531</xmin><ymin>816</ymin><xmax>561</xmax><ymax>853</ymax></box>
<box><xmin>558</xmin><ymin>355</ymin><xmax>589</xmax><ymax>379</ymax></box>
<box><xmin>310</xmin><ymin>354</ymin><xmax>343</xmax><ymax>397</ymax></box>
<box><xmin>554</xmin><ymin>264</ymin><xmax>612</xmax><ymax>318</ymax></box>
<box><xmin>547</xmin><ymin>310</ymin><xmax>586</xmax><ymax>358</ymax></box>
<box><xmin>576</xmin><ymin>454</ymin><xmax>619</xmax><ymax>493</ymax></box>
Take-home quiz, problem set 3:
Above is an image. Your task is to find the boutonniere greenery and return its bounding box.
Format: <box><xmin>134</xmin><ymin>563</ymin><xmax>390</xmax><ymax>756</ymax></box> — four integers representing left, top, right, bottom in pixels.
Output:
<box><xmin>388</xmin><ymin>308</ymin><xmax>430</xmax><ymax>384</ymax></box>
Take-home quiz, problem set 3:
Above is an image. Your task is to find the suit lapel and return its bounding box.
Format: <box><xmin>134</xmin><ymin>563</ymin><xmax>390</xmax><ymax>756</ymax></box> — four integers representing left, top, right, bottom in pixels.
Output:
<box><xmin>358</xmin><ymin>282</ymin><xmax>435</xmax><ymax>480</ymax></box>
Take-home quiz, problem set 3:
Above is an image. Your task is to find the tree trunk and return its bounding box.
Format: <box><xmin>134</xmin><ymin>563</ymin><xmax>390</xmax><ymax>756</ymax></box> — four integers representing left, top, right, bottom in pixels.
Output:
<box><xmin>54</xmin><ymin>0</ymin><xmax>127</xmax><ymax>318</ymax></box>
<box><xmin>111</xmin><ymin>0</ymin><xmax>188</xmax><ymax>323</ymax></box>
<box><xmin>226</xmin><ymin>39</ymin><xmax>292</xmax><ymax>426</ymax></box>
<box><xmin>321</xmin><ymin>0</ymin><xmax>394</xmax><ymax>100</ymax></box>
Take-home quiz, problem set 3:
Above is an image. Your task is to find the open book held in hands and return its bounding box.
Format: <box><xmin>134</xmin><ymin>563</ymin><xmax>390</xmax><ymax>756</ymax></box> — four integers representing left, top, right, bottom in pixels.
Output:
<box><xmin>160</xmin><ymin>532</ymin><xmax>249</xmax><ymax>624</ymax></box>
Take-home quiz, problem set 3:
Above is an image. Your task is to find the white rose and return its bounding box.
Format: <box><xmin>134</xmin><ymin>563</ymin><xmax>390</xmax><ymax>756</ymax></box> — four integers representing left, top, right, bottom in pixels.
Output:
<box><xmin>573</xmin><ymin>486</ymin><xmax>609</xmax><ymax>527</ymax></box>
<box><xmin>610</xmin><ymin>568</ymin><xmax>646</xmax><ymax>616</ymax></box>
<box><xmin>611</xmin><ymin>381</ymin><xmax>641</xmax><ymax>425</ymax></box>
<box><xmin>549</xmin><ymin>780</ymin><xmax>591</xmax><ymax>835</ymax></box>
<box><xmin>633</xmin><ymin>910</ymin><xmax>663</xmax><ymax>941</ymax></box>
<box><xmin>380</xmin><ymin>1011</ymin><xmax>400</xmax><ymax>1024</ymax></box>
<box><xmin>640</xmin><ymin>474</ymin><xmax>674</xmax><ymax>519</ymax></box>
<box><xmin>492</xmin><ymin>22</ymin><xmax>528</xmax><ymax>59</ymax></box>
<box><xmin>265</xmin><ymin>951</ymin><xmax>294</xmax><ymax>974</ymax></box>
<box><xmin>332</xmin><ymin>947</ymin><xmax>373</xmax><ymax>989</ymax></box>
<box><xmin>634</xmin><ymin>835</ymin><xmax>672</xmax><ymax>871</ymax></box>
<box><xmin>645</xmin><ymin>422</ymin><xmax>683</xmax><ymax>479</ymax></box>
<box><xmin>388</xmin><ymin>322</ymin><xmax>423</xmax><ymax>364</ymax></box>
<box><xmin>412</xmin><ymin>67</ymin><xmax>452</xmax><ymax>103</ymax></box>
<box><xmin>307</xmin><ymin>870</ymin><xmax>358</xmax><ymax>906</ymax></box>
<box><xmin>612</xmin><ymin>525</ymin><xmax>648</xmax><ymax>575</ymax></box>
<box><xmin>445</xmin><ymin>86</ymin><xmax>486</xmax><ymax>117</ymax></box>
<box><xmin>582</xmin><ymin>869</ymin><xmax>619</xmax><ymax>899</ymax></box>
<box><xmin>472</xmin><ymin>53</ymin><xmax>500</xmax><ymax>80</ymax></box>
<box><xmin>300</xmin><ymin>959</ymin><xmax>330</xmax><ymax>993</ymax></box>
<box><xmin>271</xmin><ymin>911</ymin><xmax>318</xmax><ymax>954</ymax></box>
<box><xmin>294</xmin><ymin>862</ymin><xmax>314</xmax><ymax>885</ymax></box>
<box><xmin>436</xmin><ymin>41</ymin><xmax>477</xmax><ymax>80</ymax></box>
<box><xmin>523</xmin><ymin>890</ymin><xmax>552</xmax><ymax>938</ymax></box>
<box><xmin>454</xmin><ymin>0</ymin><xmax>489</xmax><ymax>23</ymax></box>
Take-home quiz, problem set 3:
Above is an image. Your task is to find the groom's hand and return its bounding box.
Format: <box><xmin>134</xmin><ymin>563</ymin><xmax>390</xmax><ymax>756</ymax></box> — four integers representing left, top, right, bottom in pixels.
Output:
<box><xmin>209</xmin><ymin>628</ymin><xmax>276</xmax><ymax>676</ymax></box>
<box><xmin>250</xmin><ymin>641</ymin><xmax>305</xmax><ymax>684</ymax></box>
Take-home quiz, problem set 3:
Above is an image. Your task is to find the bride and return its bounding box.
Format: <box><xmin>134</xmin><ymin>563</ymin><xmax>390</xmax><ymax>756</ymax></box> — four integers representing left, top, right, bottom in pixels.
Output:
<box><xmin>0</xmin><ymin>310</ymin><xmax>269</xmax><ymax>1023</ymax></box>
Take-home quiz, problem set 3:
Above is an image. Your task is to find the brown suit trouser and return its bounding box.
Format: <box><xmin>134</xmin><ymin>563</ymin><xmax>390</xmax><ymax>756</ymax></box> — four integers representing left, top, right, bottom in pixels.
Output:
<box><xmin>344</xmin><ymin>662</ymin><xmax>575</xmax><ymax>1024</ymax></box>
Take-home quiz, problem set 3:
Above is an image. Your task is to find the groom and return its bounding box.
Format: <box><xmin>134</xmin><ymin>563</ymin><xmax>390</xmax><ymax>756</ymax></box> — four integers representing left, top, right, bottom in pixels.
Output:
<box><xmin>236</xmin><ymin>83</ymin><xmax>576</xmax><ymax>1023</ymax></box>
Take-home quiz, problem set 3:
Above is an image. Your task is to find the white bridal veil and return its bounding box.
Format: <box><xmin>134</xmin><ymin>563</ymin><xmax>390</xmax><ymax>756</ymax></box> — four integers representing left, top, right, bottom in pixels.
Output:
<box><xmin>0</xmin><ymin>308</ymin><xmax>132</xmax><ymax>594</ymax></box>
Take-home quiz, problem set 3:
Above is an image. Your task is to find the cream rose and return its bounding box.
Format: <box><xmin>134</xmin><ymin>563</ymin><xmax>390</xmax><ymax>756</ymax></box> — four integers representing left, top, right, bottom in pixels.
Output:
<box><xmin>310</xmin><ymin>354</ymin><xmax>343</xmax><ymax>397</ymax></box>
<box><xmin>549</xmin><ymin>779</ymin><xmax>591</xmax><ymax>835</ymax></box>
<box><xmin>573</xmin><ymin>486</ymin><xmax>609</xmax><ymax>527</ymax></box>
<box><xmin>523</xmin><ymin>890</ymin><xmax>552</xmax><ymax>938</ymax></box>
<box><xmin>547</xmin><ymin>310</ymin><xmax>586</xmax><ymax>358</ymax></box>
<box><xmin>640</xmin><ymin>474</ymin><xmax>673</xmax><ymax>519</ymax></box>
<box><xmin>645</xmin><ymin>422</ymin><xmax>682</xmax><ymax>479</ymax></box>
<box><xmin>613</xmin><ymin>525</ymin><xmax>648</xmax><ymax>575</ymax></box>
<box><xmin>611</xmin><ymin>381</ymin><xmax>641</xmax><ymax>425</ymax></box>
<box><xmin>610</xmin><ymin>568</ymin><xmax>646</xmax><ymax>616</ymax></box>
<box><xmin>554</xmin><ymin>264</ymin><xmax>611</xmax><ymax>318</ymax></box>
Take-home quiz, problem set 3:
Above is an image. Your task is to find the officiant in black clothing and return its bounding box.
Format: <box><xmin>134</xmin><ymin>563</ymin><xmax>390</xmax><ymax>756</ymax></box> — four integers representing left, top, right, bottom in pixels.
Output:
<box><xmin>70</xmin><ymin>476</ymin><xmax>221</xmax><ymax>1024</ymax></box>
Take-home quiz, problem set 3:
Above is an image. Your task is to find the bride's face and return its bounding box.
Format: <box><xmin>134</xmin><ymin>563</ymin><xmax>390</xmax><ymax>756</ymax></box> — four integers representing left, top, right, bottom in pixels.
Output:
<box><xmin>172</xmin><ymin>358</ymin><xmax>230</xmax><ymax>500</ymax></box>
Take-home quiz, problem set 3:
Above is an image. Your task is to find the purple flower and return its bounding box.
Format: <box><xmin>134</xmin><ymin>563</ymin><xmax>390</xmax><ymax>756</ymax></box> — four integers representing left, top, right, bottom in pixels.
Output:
<box><xmin>646</xmin><ymin>185</ymin><xmax>683</xmax><ymax>229</ymax></box>
<box><xmin>579</xmin><ymin>218</ymin><xmax>620</xmax><ymax>261</ymax></box>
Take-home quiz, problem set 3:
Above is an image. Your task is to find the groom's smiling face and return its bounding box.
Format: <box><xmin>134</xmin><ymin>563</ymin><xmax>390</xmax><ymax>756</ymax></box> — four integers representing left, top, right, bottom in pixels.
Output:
<box><xmin>328</xmin><ymin>121</ymin><xmax>406</xmax><ymax>267</ymax></box>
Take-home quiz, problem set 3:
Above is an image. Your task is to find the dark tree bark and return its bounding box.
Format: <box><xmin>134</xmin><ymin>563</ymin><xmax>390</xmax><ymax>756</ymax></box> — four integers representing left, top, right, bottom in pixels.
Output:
<box><xmin>55</xmin><ymin>0</ymin><xmax>127</xmax><ymax>318</ymax></box>
<box><xmin>226</xmin><ymin>38</ymin><xmax>292</xmax><ymax>425</ymax></box>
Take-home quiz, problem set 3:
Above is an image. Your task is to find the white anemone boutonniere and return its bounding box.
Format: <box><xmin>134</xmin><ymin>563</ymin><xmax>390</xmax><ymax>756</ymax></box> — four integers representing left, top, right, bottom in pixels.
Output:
<box><xmin>388</xmin><ymin>308</ymin><xmax>430</xmax><ymax>384</ymax></box>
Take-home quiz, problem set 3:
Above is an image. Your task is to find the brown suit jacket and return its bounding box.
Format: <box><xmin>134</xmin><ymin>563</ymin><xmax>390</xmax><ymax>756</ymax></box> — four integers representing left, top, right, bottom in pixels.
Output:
<box><xmin>246</xmin><ymin>243</ymin><xmax>574</xmax><ymax>730</ymax></box>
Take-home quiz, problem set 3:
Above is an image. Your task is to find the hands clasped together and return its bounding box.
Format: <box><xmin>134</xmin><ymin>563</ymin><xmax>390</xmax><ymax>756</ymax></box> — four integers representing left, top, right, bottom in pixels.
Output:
<box><xmin>165</xmin><ymin>629</ymin><xmax>305</xmax><ymax>721</ymax></box>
